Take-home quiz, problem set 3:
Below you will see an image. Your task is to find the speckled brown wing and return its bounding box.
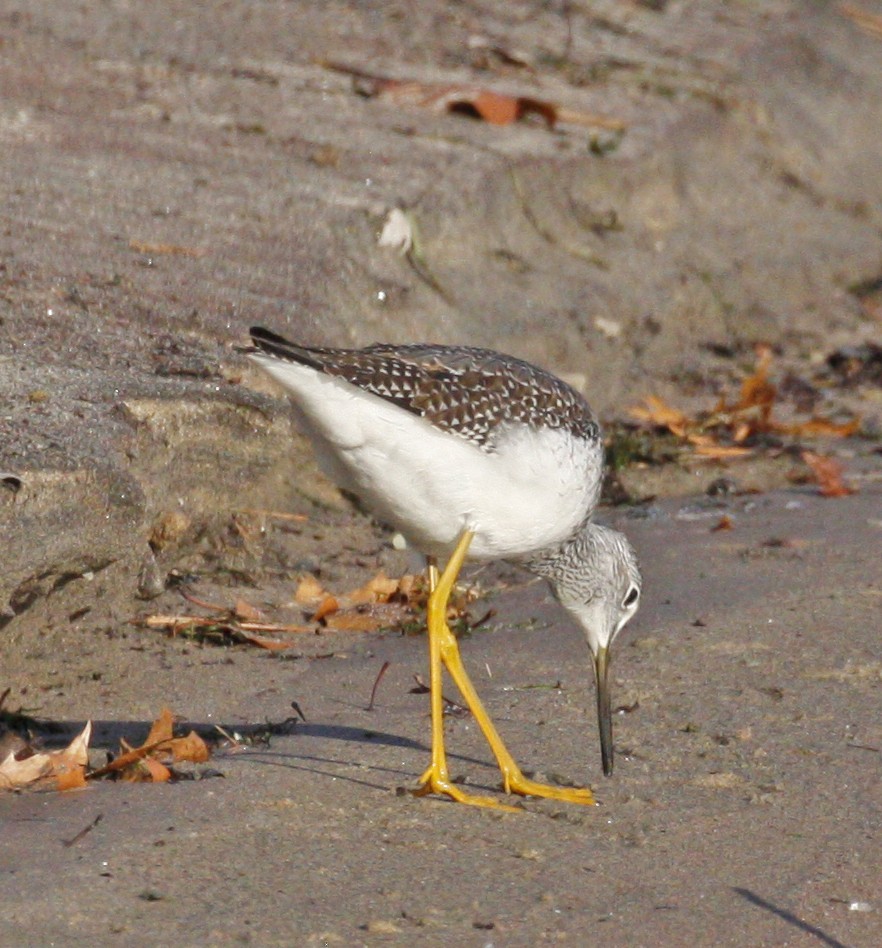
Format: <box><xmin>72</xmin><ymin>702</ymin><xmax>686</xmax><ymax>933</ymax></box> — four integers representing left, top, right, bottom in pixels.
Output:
<box><xmin>248</xmin><ymin>327</ymin><xmax>600</xmax><ymax>450</ymax></box>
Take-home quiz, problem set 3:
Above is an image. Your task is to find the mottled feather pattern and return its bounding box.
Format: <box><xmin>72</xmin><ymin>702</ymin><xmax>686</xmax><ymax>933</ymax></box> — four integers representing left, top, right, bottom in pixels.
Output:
<box><xmin>248</xmin><ymin>329</ymin><xmax>600</xmax><ymax>450</ymax></box>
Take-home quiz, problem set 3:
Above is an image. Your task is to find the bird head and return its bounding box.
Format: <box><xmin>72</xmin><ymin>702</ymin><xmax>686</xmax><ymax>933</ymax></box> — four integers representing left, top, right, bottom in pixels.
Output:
<box><xmin>538</xmin><ymin>523</ymin><xmax>641</xmax><ymax>777</ymax></box>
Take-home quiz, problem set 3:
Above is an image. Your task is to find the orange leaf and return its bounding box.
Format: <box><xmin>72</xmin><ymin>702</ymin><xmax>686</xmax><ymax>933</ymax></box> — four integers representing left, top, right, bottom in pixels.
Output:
<box><xmin>738</xmin><ymin>346</ymin><xmax>776</xmax><ymax>418</ymax></box>
<box><xmin>234</xmin><ymin>598</ymin><xmax>263</xmax><ymax>621</ymax></box>
<box><xmin>89</xmin><ymin>747</ymin><xmax>147</xmax><ymax>777</ymax></box>
<box><xmin>628</xmin><ymin>395</ymin><xmax>691</xmax><ymax>432</ymax></box>
<box><xmin>732</xmin><ymin>421</ymin><xmax>754</xmax><ymax>443</ymax></box>
<box><xmin>685</xmin><ymin>432</ymin><xmax>719</xmax><ymax>448</ymax></box>
<box><xmin>129</xmin><ymin>239</ymin><xmax>206</xmax><ymax>258</ymax></box>
<box><xmin>121</xmin><ymin>757</ymin><xmax>171</xmax><ymax>783</ymax></box>
<box><xmin>786</xmin><ymin>417</ymin><xmax>861</xmax><ymax>438</ymax></box>
<box><xmin>169</xmin><ymin>731</ymin><xmax>210</xmax><ymax>764</ymax></box>
<box><xmin>313</xmin><ymin>595</ymin><xmax>340</xmax><ymax>621</ymax></box>
<box><xmin>238</xmin><ymin>631</ymin><xmax>295</xmax><ymax>651</ymax></box>
<box><xmin>693</xmin><ymin>444</ymin><xmax>753</xmax><ymax>459</ymax></box>
<box><xmin>54</xmin><ymin>768</ymin><xmax>88</xmax><ymax>792</ymax></box>
<box><xmin>346</xmin><ymin>573</ymin><xmax>401</xmax><ymax>605</ymax></box>
<box><xmin>801</xmin><ymin>451</ymin><xmax>855</xmax><ymax>497</ymax></box>
<box><xmin>711</xmin><ymin>515</ymin><xmax>734</xmax><ymax>532</ymax></box>
<box><xmin>144</xmin><ymin>708</ymin><xmax>175</xmax><ymax>748</ymax></box>
<box><xmin>322</xmin><ymin>612</ymin><xmax>384</xmax><ymax>632</ymax></box>
<box><xmin>328</xmin><ymin>65</ymin><xmax>621</xmax><ymax>130</ymax></box>
<box><xmin>89</xmin><ymin>710</ymin><xmax>212</xmax><ymax>779</ymax></box>
<box><xmin>295</xmin><ymin>574</ymin><xmax>327</xmax><ymax>605</ymax></box>
<box><xmin>469</xmin><ymin>89</ymin><xmax>520</xmax><ymax>124</ymax></box>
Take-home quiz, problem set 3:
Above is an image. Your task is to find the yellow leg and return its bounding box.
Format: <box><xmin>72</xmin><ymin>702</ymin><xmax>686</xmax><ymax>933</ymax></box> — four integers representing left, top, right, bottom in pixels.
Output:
<box><xmin>414</xmin><ymin>530</ymin><xmax>595</xmax><ymax>809</ymax></box>
<box><xmin>413</xmin><ymin>539</ymin><xmax>519</xmax><ymax>812</ymax></box>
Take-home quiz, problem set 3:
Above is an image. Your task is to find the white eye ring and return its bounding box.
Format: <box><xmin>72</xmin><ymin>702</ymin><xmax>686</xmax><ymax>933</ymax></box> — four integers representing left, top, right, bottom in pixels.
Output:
<box><xmin>623</xmin><ymin>586</ymin><xmax>639</xmax><ymax>609</ymax></box>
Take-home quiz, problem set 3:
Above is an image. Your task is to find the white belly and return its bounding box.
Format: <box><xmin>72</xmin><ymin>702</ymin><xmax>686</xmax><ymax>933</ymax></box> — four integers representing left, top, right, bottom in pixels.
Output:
<box><xmin>252</xmin><ymin>355</ymin><xmax>601</xmax><ymax>559</ymax></box>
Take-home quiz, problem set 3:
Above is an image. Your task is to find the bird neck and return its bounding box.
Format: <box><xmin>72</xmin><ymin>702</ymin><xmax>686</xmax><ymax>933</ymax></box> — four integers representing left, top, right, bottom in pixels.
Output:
<box><xmin>519</xmin><ymin>518</ymin><xmax>606</xmax><ymax>579</ymax></box>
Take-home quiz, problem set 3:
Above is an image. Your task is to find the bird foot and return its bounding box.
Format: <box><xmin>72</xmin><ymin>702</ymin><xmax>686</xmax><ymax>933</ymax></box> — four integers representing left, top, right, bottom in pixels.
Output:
<box><xmin>503</xmin><ymin>771</ymin><xmax>597</xmax><ymax>806</ymax></box>
<box><xmin>413</xmin><ymin>768</ymin><xmax>523</xmax><ymax>813</ymax></box>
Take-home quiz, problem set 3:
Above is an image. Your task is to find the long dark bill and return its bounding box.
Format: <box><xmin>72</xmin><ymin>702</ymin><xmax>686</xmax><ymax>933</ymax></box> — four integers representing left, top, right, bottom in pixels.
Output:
<box><xmin>594</xmin><ymin>645</ymin><xmax>613</xmax><ymax>776</ymax></box>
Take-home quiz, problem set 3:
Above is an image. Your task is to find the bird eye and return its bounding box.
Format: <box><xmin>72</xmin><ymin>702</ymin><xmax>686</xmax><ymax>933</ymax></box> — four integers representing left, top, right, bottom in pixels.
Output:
<box><xmin>623</xmin><ymin>586</ymin><xmax>639</xmax><ymax>608</ymax></box>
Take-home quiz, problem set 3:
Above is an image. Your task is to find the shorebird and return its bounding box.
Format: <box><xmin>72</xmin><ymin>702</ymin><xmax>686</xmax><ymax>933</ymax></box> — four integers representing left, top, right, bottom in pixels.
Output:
<box><xmin>247</xmin><ymin>326</ymin><xmax>641</xmax><ymax>810</ymax></box>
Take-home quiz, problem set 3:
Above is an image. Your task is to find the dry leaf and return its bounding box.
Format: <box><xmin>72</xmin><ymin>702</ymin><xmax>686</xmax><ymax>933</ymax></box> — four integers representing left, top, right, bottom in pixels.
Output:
<box><xmin>144</xmin><ymin>707</ymin><xmax>175</xmax><ymax>748</ymax></box>
<box><xmin>711</xmin><ymin>515</ymin><xmax>734</xmax><ymax>532</ymax></box>
<box><xmin>129</xmin><ymin>239</ymin><xmax>206</xmax><ymax>257</ymax></box>
<box><xmin>238</xmin><ymin>630</ymin><xmax>296</xmax><ymax>651</ymax></box>
<box><xmin>121</xmin><ymin>757</ymin><xmax>171</xmax><ymax>783</ymax></box>
<box><xmin>629</xmin><ymin>346</ymin><xmax>859</xmax><ymax>462</ymax></box>
<box><xmin>628</xmin><ymin>395</ymin><xmax>691</xmax><ymax>433</ymax></box>
<box><xmin>692</xmin><ymin>444</ymin><xmax>753</xmax><ymax>459</ymax></box>
<box><xmin>737</xmin><ymin>343</ymin><xmax>776</xmax><ymax>424</ymax></box>
<box><xmin>89</xmin><ymin>709</ymin><xmax>211</xmax><ymax>782</ymax></box>
<box><xmin>322</xmin><ymin>612</ymin><xmax>386</xmax><ymax>633</ymax></box>
<box><xmin>325</xmin><ymin>62</ymin><xmax>624</xmax><ymax>131</ymax></box>
<box><xmin>234</xmin><ymin>598</ymin><xmax>263</xmax><ymax>622</ymax></box>
<box><xmin>786</xmin><ymin>417</ymin><xmax>861</xmax><ymax>438</ymax></box>
<box><xmin>0</xmin><ymin>750</ymin><xmax>52</xmax><ymax>790</ymax></box>
<box><xmin>55</xmin><ymin>768</ymin><xmax>88</xmax><ymax>791</ymax></box>
<box><xmin>169</xmin><ymin>730</ymin><xmax>210</xmax><ymax>763</ymax></box>
<box><xmin>0</xmin><ymin>721</ymin><xmax>91</xmax><ymax>792</ymax></box>
<box><xmin>145</xmin><ymin>572</ymin><xmax>426</xmax><ymax>649</ymax></box>
<box><xmin>144</xmin><ymin>614</ymin><xmax>312</xmax><ymax>647</ymax></box>
<box><xmin>295</xmin><ymin>574</ymin><xmax>327</xmax><ymax>605</ymax></box>
<box><xmin>801</xmin><ymin>451</ymin><xmax>855</xmax><ymax>497</ymax></box>
<box><xmin>346</xmin><ymin>573</ymin><xmax>403</xmax><ymax>605</ymax></box>
<box><xmin>312</xmin><ymin>595</ymin><xmax>340</xmax><ymax>621</ymax></box>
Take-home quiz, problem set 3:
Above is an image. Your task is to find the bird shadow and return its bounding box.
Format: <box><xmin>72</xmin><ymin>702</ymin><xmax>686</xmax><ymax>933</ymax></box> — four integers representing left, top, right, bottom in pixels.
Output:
<box><xmin>9</xmin><ymin>715</ymin><xmax>506</xmax><ymax>795</ymax></box>
<box><xmin>732</xmin><ymin>888</ymin><xmax>848</xmax><ymax>948</ymax></box>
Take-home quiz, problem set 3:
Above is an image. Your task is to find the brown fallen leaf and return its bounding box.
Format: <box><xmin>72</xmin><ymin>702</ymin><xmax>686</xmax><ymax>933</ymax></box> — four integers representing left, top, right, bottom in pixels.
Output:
<box><xmin>801</xmin><ymin>451</ymin><xmax>855</xmax><ymax>497</ymax></box>
<box><xmin>295</xmin><ymin>573</ymin><xmax>328</xmax><ymax>605</ymax></box>
<box><xmin>143</xmin><ymin>614</ymin><xmax>311</xmax><ymax>648</ymax></box>
<box><xmin>784</xmin><ymin>417</ymin><xmax>861</xmax><ymax>438</ymax></box>
<box><xmin>129</xmin><ymin>239</ymin><xmax>206</xmax><ymax>258</ymax></box>
<box><xmin>346</xmin><ymin>573</ymin><xmax>406</xmax><ymax>605</ymax></box>
<box><xmin>322</xmin><ymin>611</ymin><xmax>388</xmax><ymax>633</ymax></box>
<box><xmin>237</xmin><ymin>508</ymin><xmax>309</xmax><ymax>523</ymax></box>
<box><xmin>711</xmin><ymin>515</ymin><xmax>733</xmax><ymax>532</ymax></box>
<box><xmin>121</xmin><ymin>757</ymin><xmax>171</xmax><ymax>783</ymax></box>
<box><xmin>312</xmin><ymin>594</ymin><xmax>340</xmax><ymax>622</ymax></box>
<box><xmin>143</xmin><ymin>707</ymin><xmax>174</xmax><ymax>747</ymax></box>
<box><xmin>324</xmin><ymin>62</ymin><xmax>625</xmax><ymax>131</ymax></box>
<box><xmin>169</xmin><ymin>730</ymin><xmax>210</xmax><ymax>764</ymax></box>
<box><xmin>0</xmin><ymin>749</ymin><xmax>53</xmax><ymax>790</ymax></box>
<box><xmin>628</xmin><ymin>395</ymin><xmax>691</xmax><ymax>435</ymax></box>
<box><xmin>238</xmin><ymin>631</ymin><xmax>296</xmax><ymax>651</ymax></box>
<box><xmin>737</xmin><ymin>343</ymin><xmax>776</xmax><ymax>425</ymax></box>
<box><xmin>0</xmin><ymin>721</ymin><xmax>92</xmax><ymax>792</ymax></box>
<box><xmin>179</xmin><ymin>589</ymin><xmax>228</xmax><ymax>612</ymax></box>
<box><xmin>234</xmin><ymin>598</ymin><xmax>263</xmax><ymax>622</ymax></box>
<box><xmin>89</xmin><ymin>708</ymin><xmax>210</xmax><ymax>781</ymax></box>
<box><xmin>629</xmin><ymin>345</ymin><xmax>860</xmax><ymax>461</ymax></box>
<box><xmin>692</xmin><ymin>443</ymin><xmax>753</xmax><ymax>459</ymax></box>
<box><xmin>146</xmin><ymin>572</ymin><xmax>432</xmax><ymax>649</ymax></box>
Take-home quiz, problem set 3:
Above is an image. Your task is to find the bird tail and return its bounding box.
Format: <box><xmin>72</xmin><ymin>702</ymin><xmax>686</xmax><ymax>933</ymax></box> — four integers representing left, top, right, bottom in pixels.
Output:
<box><xmin>248</xmin><ymin>326</ymin><xmax>324</xmax><ymax>369</ymax></box>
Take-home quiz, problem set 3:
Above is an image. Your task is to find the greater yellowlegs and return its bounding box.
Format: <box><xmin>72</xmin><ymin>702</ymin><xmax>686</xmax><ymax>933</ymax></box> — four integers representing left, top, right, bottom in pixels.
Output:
<box><xmin>247</xmin><ymin>326</ymin><xmax>641</xmax><ymax>810</ymax></box>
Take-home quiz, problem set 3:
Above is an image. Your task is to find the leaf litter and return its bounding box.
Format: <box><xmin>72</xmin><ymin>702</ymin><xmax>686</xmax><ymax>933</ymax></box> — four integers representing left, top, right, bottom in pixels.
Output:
<box><xmin>626</xmin><ymin>344</ymin><xmax>861</xmax><ymax>495</ymax></box>
<box><xmin>325</xmin><ymin>61</ymin><xmax>626</xmax><ymax>132</ymax></box>
<box><xmin>0</xmin><ymin>707</ymin><xmax>211</xmax><ymax>793</ymax></box>
<box><xmin>141</xmin><ymin>571</ymin><xmax>481</xmax><ymax>649</ymax></box>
